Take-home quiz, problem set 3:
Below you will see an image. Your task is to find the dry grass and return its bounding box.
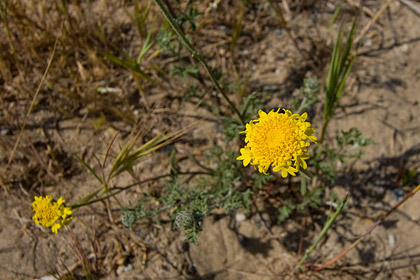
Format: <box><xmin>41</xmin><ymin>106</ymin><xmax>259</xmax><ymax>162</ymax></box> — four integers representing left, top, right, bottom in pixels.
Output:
<box><xmin>1</xmin><ymin>0</ymin><xmax>420</xmax><ymax>279</ymax></box>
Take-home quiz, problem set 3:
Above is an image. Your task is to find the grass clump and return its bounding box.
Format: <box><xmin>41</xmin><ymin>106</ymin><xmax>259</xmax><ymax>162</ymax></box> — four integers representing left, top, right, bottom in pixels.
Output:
<box><xmin>1</xmin><ymin>1</ymin><xmax>419</xmax><ymax>279</ymax></box>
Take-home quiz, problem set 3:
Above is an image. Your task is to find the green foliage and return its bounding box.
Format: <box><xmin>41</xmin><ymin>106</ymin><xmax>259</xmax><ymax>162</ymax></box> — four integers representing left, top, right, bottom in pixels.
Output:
<box><xmin>276</xmin><ymin>126</ymin><xmax>372</xmax><ymax>224</ymax></box>
<box><xmin>122</xmin><ymin>200</ymin><xmax>148</xmax><ymax>229</ymax></box>
<box><xmin>121</xmin><ymin>173</ymin><xmax>208</xmax><ymax>245</ymax></box>
<box><xmin>157</xmin><ymin>27</ymin><xmax>184</xmax><ymax>57</ymax></box>
<box><xmin>176</xmin><ymin>6</ymin><xmax>202</xmax><ymax>31</ymax></box>
<box><xmin>201</xmin><ymin>146</ymin><xmax>248</xmax><ymax>212</ymax></box>
<box><xmin>182</xmin><ymin>84</ymin><xmax>218</xmax><ymax>114</ymax></box>
<box><xmin>170</xmin><ymin>64</ymin><xmax>200</xmax><ymax>79</ymax></box>
<box><xmin>329</xmin><ymin>1</ymin><xmax>342</xmax><ymax>27</ymax></box>
<box><xmin>401</xmin><ymin>169</ymin><xmax>417</xmax><ymax>187</ymax></box>
<box><xmin>240</xmin><ymin>92</ymin><xmax>270</xmax><ymax>121</ymax></box>
<box><xmin>252</xmin><ymin>172</ymin><xmax>273</xmax><ymax>190</ymax></box>
<box><xmin>83</xmin><ymin>0</ymin><xmax>368</xmax><ymax>251</ymax></box>
<box><xmin>277</xmin><ymin>204</ymin><xmax>295</xmax><ymax>224</ymax></box>
<box><xmin>295</xmin><ymin>193</ymin><xmax>349</xmax><ymax>271</ymax></box>
<box><xmin>121</xmin><ymin>145</ymin><xmax>268</xmax><ymax>244</ymax></box>
<box><xmin>100</xmin><ymin>1</ymin><xmax>156</xmax><ymax>78</ymax></box>
<box><xmin>109</xmin><ymin>131</ymin><xmax>182</xmax><ymax>181</ymax></box>
<box><xmin>173</xmin><ymin>211</ymin><xmax>202</xmax><ymax>244</ymax></box>
<box><xmin>311</xmin><ymin>128</ymin><xmax>374</xmax><ymax>183</ymax></box>
<box><xmin>182</xmin><ymin>79</ymin><xmax>266</xmax><ymax>141</ymax></box>
<box><xmin>167</xmin><ymin>175</ymin><xmax>208</xmax><ymax>245</ymax></box>
<box><xmin>71</xmin><ymin>129</ymin><xmax>185</xmax><ymax>210</ymax></box>
<box><xmin>324</xmin><ymin>21</ymin><xmax>356</xmax><ymax>123</ymax></box>
<box><xmin>277</xmin><ymin>186</ymin><xmax>324</xmax><ymax>224</ymax></box>
<box><xmin>156</xmin><ymin>0</ymin><xmax>202</xmax><ymax>57</ymax></box>
<box><xmin>133</xmin><ymin>0</ymin><xmax>152</xmax><ymax>38</ymax></box>
<box><xmin>223</xmin><ymin>91</ymin><xmax>270</xmax><ymax>140</ymax></box>
<box><xmin>224</xmin><ymin>189</ymin><xmax>253</xmax><ymax>213</ymax></box>
<box><xmin>161</xmin><ymin>0</ymin><xmax>203</xmax><ymax>32</ymax></box>
<box><xmin>292</xmin><ymin>77</ymin><xmax>320</xmax><ymax>113</ymax></box>
<box><xmin>222</xmin><ymin>116</ymin><xmax>243</xmax><ymax>141</ymax></box>
<box><xmin>154</xmin><ymin>0</ymin><xmax>246</xmax><ymax>125</ymax></box>
<box><xmin>321</xmin><ymin>20</ymin><xmax>357</xmax><ymax>143</ymax></box>
<box><xmin>336</xmin><ymin>127</ymin><xmax>375</xmax><ymax>149</ymax></box>
<box><xmin>102</xmin><ymin>49</ymin><xmax>152</xmax><ymax>80</ymax></box>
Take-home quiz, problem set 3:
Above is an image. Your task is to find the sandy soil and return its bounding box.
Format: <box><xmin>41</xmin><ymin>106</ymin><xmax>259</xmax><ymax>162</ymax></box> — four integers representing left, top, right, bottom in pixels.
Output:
<box><xmin>1</xmin><ymin>1</ymin><xmax>420</xmax><ymax>279</ymax></box>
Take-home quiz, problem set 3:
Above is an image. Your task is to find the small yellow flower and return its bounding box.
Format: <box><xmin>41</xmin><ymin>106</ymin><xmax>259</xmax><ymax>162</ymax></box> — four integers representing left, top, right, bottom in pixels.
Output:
<box><xmin>32</xmin><ymin>195</ymin><xmax>73</xmax><ymax>234</ymax></box>
<box><xmin>237</xmin><ymin>109</ymin><xmax>317</xmax><ymax>178</ymax></box>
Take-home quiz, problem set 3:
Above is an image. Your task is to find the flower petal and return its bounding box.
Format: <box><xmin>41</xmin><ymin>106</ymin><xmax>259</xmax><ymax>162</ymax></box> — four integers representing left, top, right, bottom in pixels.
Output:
<box><xmin>237</xmin><ymin>108</ymin><xmax>317</xmax><ymax>178</ymax></box>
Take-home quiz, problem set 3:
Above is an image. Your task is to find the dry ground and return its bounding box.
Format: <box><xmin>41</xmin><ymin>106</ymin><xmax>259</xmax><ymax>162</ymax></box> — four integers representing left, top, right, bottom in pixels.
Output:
<box><xmin>1</xmin><ymin>1</ymin><xmax>420</xmax><ymax>279</ymax></box>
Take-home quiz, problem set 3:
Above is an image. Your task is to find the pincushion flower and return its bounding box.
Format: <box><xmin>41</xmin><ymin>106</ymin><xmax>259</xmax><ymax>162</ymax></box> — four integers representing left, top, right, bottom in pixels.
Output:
<box><xmin>237</xmin><ymin>109</ymin><xmax>317</xmax><ymax>178</ymax></box>
<box><xmin>32</xmin><ymin>195</ymin><xmax>73</xmax><ymax>233</ymax></box>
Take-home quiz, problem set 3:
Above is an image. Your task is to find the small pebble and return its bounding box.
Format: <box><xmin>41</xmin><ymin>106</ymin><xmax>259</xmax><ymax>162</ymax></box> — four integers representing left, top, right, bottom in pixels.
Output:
<box><xmin>235</xmin><ymin>213</ymin><xmax>246</xmax><ymax>223</ymax></box>
<box><xmin>388</xmin><ymin>234</ymin><xmax>396</xmax><ymax>248</ymax></box>
<box><xmin>393</xmin><ymin>188</ymin><xmax>404</xmax><ymax>201</ymax></box>
<box><xmin>116</xmin><ymin>264</ymin><xmax>133</xmax><ymax>275</ymax></box>
<box><xmin>274</xmin><ymin>28</ymin><xmax>283</xmax><ymax>36</ymax></box>
<box><xmin>0</xmin><ymin>128</ymin><xmax>10</xmax><ymax>136</ymax></box>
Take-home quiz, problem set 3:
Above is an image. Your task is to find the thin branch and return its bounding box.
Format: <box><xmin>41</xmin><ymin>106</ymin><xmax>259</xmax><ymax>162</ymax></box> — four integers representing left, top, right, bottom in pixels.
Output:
<box><xmin>153</xmin><ymin>0</ymin><xmax>245</xmax><ymax>125</ymax></box>
<box><xmin>266</xmin><ymin>0</ymin><xmax>305</xmax><ymax>58</ymax></box>
<box><xmin>7</xmin><ymin>23</ymin><xmax>62</xmax><ymax>166</ymax></box>
<box><xmin>69</xmin><ymin>171</ymin><xmax>211</xmax><ymax>209</ymax></box>
<box><xmin>314</xmin><ymin>184</ymin><xmax>420</xmax><ymax>271</ymax></box>
<box><xmin>354</xmin><ymin>0</ymin><xmax>395</xmax><ymax>45</ymax></box>
<box><xmin>398</xmin><ymin>0</ymin><xmax>420</xmax><ymax>17</ymax></box>
<box><xmin>294</xmin><ymin>193</ymin><xmax>349</xmax><ymax>272</ymax></box>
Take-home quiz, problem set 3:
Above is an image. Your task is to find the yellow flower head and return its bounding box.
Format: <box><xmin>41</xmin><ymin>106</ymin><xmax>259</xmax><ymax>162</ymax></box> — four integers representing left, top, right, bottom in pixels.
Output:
<box><xmin>237</xmin><ymin>109</ymin><xmax>317</xmax><ymax>178</ymax></box>
<box><xmin>32</xmin><ymin>195</ymin><xmax>73</xmax><ymax>234</ymax></box>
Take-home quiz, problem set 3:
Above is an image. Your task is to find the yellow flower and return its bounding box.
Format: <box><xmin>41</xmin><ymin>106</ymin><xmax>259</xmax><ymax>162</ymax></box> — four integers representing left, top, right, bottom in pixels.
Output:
<box><xmin>237</xmin><ymin>109</ymin><xmax>317</xmax><ymax>178</ymax></box>
<box><xmin>32</xmin><ymin>195</ymin><xmax>73</xmax><ymax>234</ymax></box>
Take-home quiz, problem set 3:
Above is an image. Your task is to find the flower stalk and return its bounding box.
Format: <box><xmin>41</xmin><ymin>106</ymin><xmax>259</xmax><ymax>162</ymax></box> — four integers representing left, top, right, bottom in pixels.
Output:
<box><xmin>153</xmin><ymin>0</ymin><xmax>245</xmax><ymax>125</ymax></box>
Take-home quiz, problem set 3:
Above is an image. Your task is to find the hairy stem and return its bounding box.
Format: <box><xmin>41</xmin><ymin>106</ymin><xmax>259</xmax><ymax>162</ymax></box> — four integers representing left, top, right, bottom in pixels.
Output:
<box><xmin>153</xmin><ymin>0</ymin><xmax>245</xmax><ymax>125</ymax></box>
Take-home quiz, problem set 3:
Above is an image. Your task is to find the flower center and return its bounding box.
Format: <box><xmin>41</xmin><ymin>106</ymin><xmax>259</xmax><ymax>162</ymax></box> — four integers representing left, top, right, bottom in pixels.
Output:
<box><xmin>251</xmin><ymin>116</ymin><xmax>299</xmax><ymax>164</ymax></box>
<box><xmin>36</xmin><ymin>201</ymin><xmax>58</xmax><ymax>225</ymax></box>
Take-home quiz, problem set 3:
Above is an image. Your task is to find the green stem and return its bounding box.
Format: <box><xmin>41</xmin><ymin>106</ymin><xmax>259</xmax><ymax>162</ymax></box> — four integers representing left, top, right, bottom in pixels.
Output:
<box><xmin>295</xmin><ymin>96</ymin><xmax>307</xmax><ymax>115</ymax></box>
<box><xmin>294</xmin><ymin>193</ymin><xmax>349</xmax><ymax>272</ymax></box>
<box><xmin>69</xmin><ymin>172</ymin><xmax>211</xmax><ymax>209</ymax></box>
<box><xmin>153</xmin><ymin>0</ymin><xmax>245</xmax><ymax>125</ymax></box>
<box><xmin>299</xmin><ymin>168</ymin><xmax>314</xmax><ymax>180</ymax></box>
<box><xmin>319</xmin><ymin>118</ymin><xmax>329</xmax><ymax>144</ymax></box>
<box><xmin>69</xmin><ymin>185</ymin><xmax>106</xmax><ymax>209</ymax></box>
<box><xmin>314</xmin><ymin>184</ymin><xmax>420</xmax><ymax>271</ymax></box>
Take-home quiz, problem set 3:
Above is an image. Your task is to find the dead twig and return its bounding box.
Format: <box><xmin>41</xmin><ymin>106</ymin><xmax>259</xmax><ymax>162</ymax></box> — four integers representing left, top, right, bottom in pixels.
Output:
<box><xmin>398</xmin><ymin>0</ymin><xmax>420</xmax><ymax>16</ymax></box>
<box><xmin>354</xmin><ymin>0</ymin><xmax>395</xmax><ymax>45</ymax></box>
<box><xmin>266</xmin><ymin>0</ymin><xmax>306</xmax><ymax>59</ymax></box>
<box><xmin>7</xmin><ymin>23</ymin><xmax>62</xmax><ymax>167</ymax></box>
<box><xmin>345</xmin><ymin>0</ymin><xmax>375</xmax><ymax>17</ymax></box>
<box><xmin>314</xmin><ymin>184</ymin><xmax>420</xmax><ymax>271</ymax></box>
